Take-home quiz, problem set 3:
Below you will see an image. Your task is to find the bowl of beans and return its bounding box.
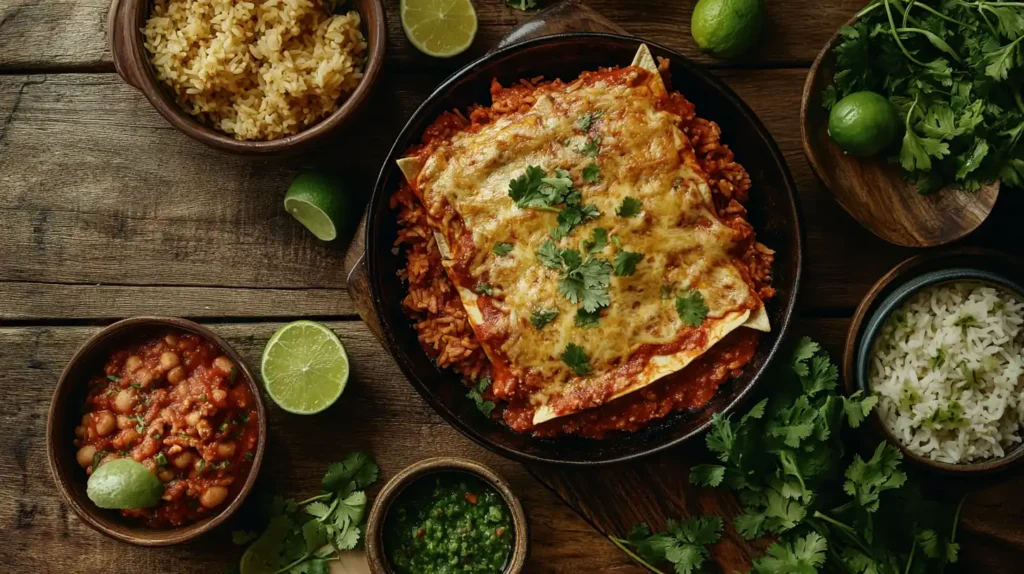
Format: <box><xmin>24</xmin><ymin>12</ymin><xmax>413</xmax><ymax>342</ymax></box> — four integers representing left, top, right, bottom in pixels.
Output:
<box><xmin>46</xmin><ymin>316</ymin><xmax>267</xmax><ymax>545</ymax></box>
<box><xmin>365</xmin><ymin>458</ymin><xmax>530</xmax><ymax>574</ymax></box>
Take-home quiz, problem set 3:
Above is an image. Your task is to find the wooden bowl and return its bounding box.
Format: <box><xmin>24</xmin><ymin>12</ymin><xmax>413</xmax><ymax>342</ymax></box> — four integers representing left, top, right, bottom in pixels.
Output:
<box><xmin>800</xmin><ymin>17</ymin><xmax>999</xmax><ymax>247</ymax></box>
<box><xmin>46</xmin><ymin>317</ymin><xmax>268</xmax><ymax>545</ymax></box>
<box><xmin>843</xmin><ymin>249</ymin><xmax>1024</xmax><ymax>475</ymax></box>
<box><xmin>365</xmin><ymin>458</ymin><xmax>530</xmax><ymax>573</ymax></box>
<box><xmin>106</xmin><ymin>0</ymin><xmax>386</xmax><ymax>154</ymax></box>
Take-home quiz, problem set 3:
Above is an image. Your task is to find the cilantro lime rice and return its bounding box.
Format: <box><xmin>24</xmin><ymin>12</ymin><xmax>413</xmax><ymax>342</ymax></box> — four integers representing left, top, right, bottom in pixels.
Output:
<box><xmin>869</xmin><ymin>282</ymin><xmax>1024</xmax><ymax>464</ymax></box>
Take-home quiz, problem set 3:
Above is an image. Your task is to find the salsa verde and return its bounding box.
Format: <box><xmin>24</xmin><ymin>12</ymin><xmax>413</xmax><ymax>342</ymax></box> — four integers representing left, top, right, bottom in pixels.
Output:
<box><xmin>385</xmin><ymin>472</ymin><xmax>513</xmax><ymax>574</ymax></box>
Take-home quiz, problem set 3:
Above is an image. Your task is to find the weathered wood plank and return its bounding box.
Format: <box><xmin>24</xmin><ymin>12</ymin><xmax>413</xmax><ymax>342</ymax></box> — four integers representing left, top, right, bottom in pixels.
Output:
<box><xmin>0</xmin><ymin>282</ymin><xmax>354</xmax><ymax>320</ymax></box>
<box><xmin>530</xmin><ymin>317</ymin><xmax>1024</xmax><ymax>573</ymax></box>
<box><xmin>0</xmin><ymin>0</ymin><xmax>867</xmax><ymax>71</ymax></box>
<box><xmin>0</xmin><ymin>320</ymin><xmax>642</xmax><ymax>573</ymax></box>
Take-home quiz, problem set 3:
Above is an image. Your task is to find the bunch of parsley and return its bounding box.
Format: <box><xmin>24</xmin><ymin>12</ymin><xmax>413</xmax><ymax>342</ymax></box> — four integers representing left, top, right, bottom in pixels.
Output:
<box><xmin>823</xmin><ymin>0</ymin><xmax>1024</xmax><ymax>192</ymax></box>
<box><xmin>232</xmin><ymin>452</ymin><xmax>379</xmax><ymax>574</ymax></box>
<box><xmin>618</xmin><ymin>339</ymin><xmax>963</xmax><ymax>574</ymax></box>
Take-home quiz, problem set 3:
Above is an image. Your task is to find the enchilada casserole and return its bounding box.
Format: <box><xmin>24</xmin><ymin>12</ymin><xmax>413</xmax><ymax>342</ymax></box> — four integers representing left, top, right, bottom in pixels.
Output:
<box><xmin>391</xmin><ymin>48</ymin><xmax>774</xmax><ymax>438</ymax></box>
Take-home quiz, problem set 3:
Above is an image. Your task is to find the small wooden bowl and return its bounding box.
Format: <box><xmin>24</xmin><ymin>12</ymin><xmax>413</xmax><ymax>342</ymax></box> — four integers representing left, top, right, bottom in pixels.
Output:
<box><xmin>800</xmin><ymin>16</ymin><xmax>999</xmax><ymax>247</ymax></box>
<box><xmin>46</xmin><ymin>317</ymin><xmax>268</xmax><ymax>545</ymax></box>
<box><xmin>107</xmin><ymin>0</ymin><xmax>386</xmax><ymax>154</ymax></box>
<box><xmin>844</xmin><ymin>249</ymin><xmax>1024</xmax><ymax>475</ymax></box>
<box><xmin>365</xmin><ymin>458</ymin><xmax>530</xmax><ymax>573</ymax></box>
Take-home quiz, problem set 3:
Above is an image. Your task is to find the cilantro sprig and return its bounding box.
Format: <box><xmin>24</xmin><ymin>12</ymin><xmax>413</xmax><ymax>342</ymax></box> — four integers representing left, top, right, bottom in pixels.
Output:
<box><xmin>233</xmin><ymin>453</ymin><xmax>379</xmax><ymax>574</ymax></box>
<box><xmin>467</xmin><ymin>377</ymin><xmax>496</xmax><ymax>417</ymax></box>
<box><xmin>561</xmin><ymin>343</ymin><xmax>592</xmax><ymax>375</ymax></box>
<box><xmin>675</xmin><ymin>290</ymin><xmax>709</xmax><ymax>327</ymax></box>
<box><xmin>508</xmin><ymin>165</ymin><xmax>599</xmax><ymax>239</ymax></box>
<box><xmin>627</xmin><ymin>338</ymin><xmax>962</xmax><ymax>574</ymax></box>
<box><xmin>537</xmin><ymin>241</ymin><xmax>612</xmax><ymax>313</ymax></box>
<box><xmin>824</xmin><ymin>0</ymin><xmax>1024</xmax><ymax>192</ymax></box>
<box><xmin>609</xmin><ymin>516</ymin><xmax>723</xmax><ymax>574</ymax></box>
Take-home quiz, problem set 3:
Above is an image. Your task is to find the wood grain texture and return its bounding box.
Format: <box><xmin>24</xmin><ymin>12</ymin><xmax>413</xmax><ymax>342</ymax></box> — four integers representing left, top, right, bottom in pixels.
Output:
<box><xmin>0</xmin><ymin>0</ymin><xmax>870</xmax><ymax>72</ymax></box>
<box><xmin>801</xmin><ymin>32</ymin><xmax>999</xmax><ymax>247</ymax></box>
<box><xmin>0</xmin><ymin>320</ymin><xmax>642</xmax><ymax>573</ymax></box>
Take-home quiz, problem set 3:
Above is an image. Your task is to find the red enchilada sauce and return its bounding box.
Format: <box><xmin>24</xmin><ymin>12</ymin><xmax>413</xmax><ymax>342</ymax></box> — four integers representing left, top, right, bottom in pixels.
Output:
<box><xmin>73</xmin><ymin>332</ymin><xmax>258</xmax><ymax>527</ymax></box>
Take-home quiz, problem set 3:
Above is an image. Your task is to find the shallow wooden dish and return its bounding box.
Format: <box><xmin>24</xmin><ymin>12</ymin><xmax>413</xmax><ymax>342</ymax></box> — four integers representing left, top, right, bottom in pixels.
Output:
<box><xmin>365</xmin><ymin>458</ymin><xmax>529</xmax><ymax>574</ymax></box>
<box><xmin>800</xmin><ymin>17</ymin><xmax>999</xmax><ymax>247</ymax></box>
<box><xmin>107</xmin><ymin>0</ymin><xmax>386</xmax><ymax>154</ymax></box>
<box><xmin>843</xmin><ymin>249</ymin><xmax>1024</xmax><ymax>475</ymax></box>
<box><xmin>46</xmin><ymin>316</ymin><xmax>268</xmax><ymax>545</ymax></box>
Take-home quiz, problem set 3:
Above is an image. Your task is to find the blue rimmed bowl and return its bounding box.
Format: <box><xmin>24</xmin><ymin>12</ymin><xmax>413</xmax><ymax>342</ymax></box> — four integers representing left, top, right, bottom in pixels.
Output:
<box><xmin>844</xmin><ymin>249</ymin><xmax>1024</xmax><ymax>476</ymax></box>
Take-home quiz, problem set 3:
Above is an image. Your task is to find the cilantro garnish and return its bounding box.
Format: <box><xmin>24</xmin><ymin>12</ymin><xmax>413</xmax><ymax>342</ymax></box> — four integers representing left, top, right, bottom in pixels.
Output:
<box><xmin>616</xmin><ymin>339</ymin><xmax>962</xmax><ymax>574</ymax></box>
<box><xmin>537</xmin><ymin>241</ymin><xmax>563</xmax><ymax>269</ymax></box>
<box><xmin>575</xmin><ymin>308</ymin><xmax>601</xmax><ymax>329</ymax></box>
<box><xmin>560</xmin><ymin>343</ymin><xmax>592</xmax><ymax>375</ymax></box>
<box><xmin>660</xmin><ymin>284</ymin><xmax>674</xmax><ymax>300</ymax></box>
<box><xmin>616</xmin><ymin>196</ymin><xmax>642</xmax><ymax>217</ymax></box>
<box><xmin>475</xmin><ymin>283</ymin><xmax>494</xmax><ymax>296</ymax></box>
<box><xmin>613</xmin><ymin>250</ymin><xmax>643</xmax><ymax>276</ymax></box>
<box><xmin>530</xmin><ymin>309</ymin><xmax>559</xmax><ymax>330</ymax></box>
<box><xmin>610</xmin><ymin>516</ymin><xmax>722</xmax><ymax>574</ymax></box>
<box><xmin>550</xmin><ymin>202</ymin><xmax>600</xmax><ymax>239</ymax></box>
<box><xmin>106</xmin><ymin>374</ymin><xmax>120</xmax><ymax>382</ymax></box>
<box><xmin>506</xmin><ymin>0</ymin><xmax>537</xmax><ymax>9</ymax></box>
<box><xmin>233</xmin><ymin>453</ymin><xmax>379</xmax><ymax>573</ymax></box>
<box><xmin>493</xmin><ymin>242</ymin><xmax>514</xmax><ymax>256</ymax></box>
<box><xmin>509</xmin><ymin>166</ymin><xmax>597</xmax><ymax>239</ymax></box>
<box><xmin>557</xmin><ymin>251</ymin><xmax>612</xmax><ymax>312</ymax></box>
<box><xmin>582</xmin><ymin>163</ymin><xmax>601</xmax><ymax>183</ymax></box>
<box><xmin>583</xmin><ymin>227</ymin><xmax>607</xmax><ymax>253</ymax></box>
<box><xmin>576</xmin><ymin>111</ymin><xmax>603</xmax><ymax>131</ymax></box>
<box><xmin>577</xmin><ymin>138</ymin><xmax>601</xmax><ymax>157</ymax></box>
<box><xmin>824</xmin><ymin>0</ymin><xmax>1024</xmax><ymax>192</ymax></box>
<box><xmin>675</xmin><ymin>290</ymin><xmax>708</xmax><ymax>327</ymax></box>
<box><xmin>953</xmin><ymin>313</ymin><xmax>980</xmax><ymax>328</ymax></box>
<box><xmin>467</xmin><ymin>377</ymin><xmax>496</xmax><ymax>417</ymax></box>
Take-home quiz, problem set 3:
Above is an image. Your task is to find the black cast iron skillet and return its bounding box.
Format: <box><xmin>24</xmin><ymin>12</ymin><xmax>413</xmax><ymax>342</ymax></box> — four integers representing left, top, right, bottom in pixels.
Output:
<box><xmin>365</xmin><ymin>33</ymin><xmax>803</xmax><ymax>465</ymax></box>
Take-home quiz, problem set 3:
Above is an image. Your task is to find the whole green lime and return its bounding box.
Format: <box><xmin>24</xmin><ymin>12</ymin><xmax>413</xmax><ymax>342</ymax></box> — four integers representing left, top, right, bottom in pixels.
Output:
<box><xmin>828</xmin><ymin>91</ymin><xmax>901</xmax><ymax>157</ymax></box>
<box><xmin>691</xmin><ymin>0</ymin><xmax>765</xmax><ymax>58</ymax></box>
<box><xmin>87</xmin><ymin>458</ymin><xmax>163</xmax><ymax>509</ymax></box>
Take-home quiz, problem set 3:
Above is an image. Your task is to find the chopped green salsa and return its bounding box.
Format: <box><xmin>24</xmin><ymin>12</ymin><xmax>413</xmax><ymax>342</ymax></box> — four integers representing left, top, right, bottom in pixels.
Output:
<box><xmin>385</xmin><ymin>472</ymin><xmax>513</xmax><ymax>574</ymax></box>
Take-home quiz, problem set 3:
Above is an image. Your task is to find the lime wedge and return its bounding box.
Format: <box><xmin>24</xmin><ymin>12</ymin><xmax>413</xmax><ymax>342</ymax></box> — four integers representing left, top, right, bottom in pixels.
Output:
<box><xmin>261</xmin><ymin>321</ymin><xmax>349</xmax><ymax>414</ymax></box>
<box><xmin>284</xmin><ymin>171</ymin><xmax>352</xmax><ymax>241</ymax></box>
<box><xmin>87</xmin><ymin>458</ymin><xmax>163</xmax><ymax>509</ymax></box>
<box><xmin>400</xmin><ymin>0</ymin><xmax>478</xmax><ymax>58</ymax></box>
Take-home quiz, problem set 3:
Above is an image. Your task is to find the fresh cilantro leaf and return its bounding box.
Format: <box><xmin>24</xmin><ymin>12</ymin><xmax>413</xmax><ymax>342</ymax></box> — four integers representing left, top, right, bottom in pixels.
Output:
<box><xmin>509</xmin><ymin>165</ymin><xmax>576</xmax><ymax>211</ymax></box>
<box><xmin>322</xmin><ymin>451</ymin><xmax>379</xmax><ymax>495</ymax></box>
<box><xmin>575</xmin><ymin>308</ymin><xmax>601</xmax><ymax>328</ymax></box>
<box><xmin>475</xmin><ymin>282</ymin><xmax>494</xmax><ymax>296</ymax></box>
<box><xmin>582</xmin><ymin>163</ymin><xmax>601</xmax><ymax>183</ymax></box>
<box><xmin>558</xmin><ymin>255</ymin><xmax>612</xmax><ymax>312</ymax></box>
<box><xmin>561</xmin><ymin>343</ymin><xmax>592</xmax><ymax>375</ymax></box>
<box><xmin>689</xmin><ymin>465</ymin><xmax>726</xmax><ymax>487</ymax></box>
<box><xmin>616</xmin><ymin>196</ymin><xmax>642</xmax><ymax>217</ymax></box>
<box><xmin>577</xmin><ymin>138</ymin><xmax>601</xmax><ymax>157</ymax></box>
<box><xmin>613</xmin><ymin>250</ymin><xmax>643</xmax><ymax>276</ymax></box>
<box><xmin>583</xmin><ymin>227</ymin><xmax>608</xmax><ymax>253</ymax></box>
<box><xmin>530</xmin><ymin>309</ymin><xmax>559</xmax><ymax>329</ymax></box>
<box><xmin>843</xmin><ymin>443</ymin><xmax>907</xmax><ymax>513</ymax></box>
<box><xmin>609</xmin><ymin>234</ymin><xmax>622</xmax><ymax>249</ymax></box>
<box><xmin>752</xmin><ymin>532</ymin><xmax>828</xmax><ymax>574</ymax></box>
<box><xmin>493</xmin><ymin>242</ymin><xmax>513</xmax><ymax>256</ymax></box>
<box><xmin>506</xmin><ymin>0</ymin><xmax>537</xmax><ymax>10</ymax></box>
<box><xmin>576</xmin><ymin>111</ymin><xmax>603</xmax><ymax>131</ymax></box>
<box><xmin>675</xmin><ymin>290</ymin><xmax>709</xmax><ymax>327</ymax></box>
<box><xmin>537</xmin><ymin>240</ymin><xmax>563</xmax><ymax>269</ymax></box>
<box><xmin>613</xmin><ymin>516</ymin><xmax>722</xmax><ymax>574</ymax></box>
<box><xmin>551</xmin><ymin>203</ymin><xmax>600</xmax><ymax>239</ymax></box>
<box><xmin>467</xmin><ymin>377</ymin><xmax>496</xmax><ymax>417</ymax></box>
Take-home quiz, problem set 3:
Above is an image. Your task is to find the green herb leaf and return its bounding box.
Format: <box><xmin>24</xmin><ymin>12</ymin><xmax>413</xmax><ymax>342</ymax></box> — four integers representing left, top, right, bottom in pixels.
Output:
<box><xmin>575</xmin><ymin>308</ymin><xmax>601</xmax><ymax>329</ymax></box>
<box><xmin>613</xmin><ymin>250</ymin><xmax>643</xmax><ymax>276</ymax></box>
<box><xmin>675</xmin><ymin>290</ymin><xmax>708</xmax><ymax>327</ymax></box>
<box><xmin>689</xmin><ymin>465</ymin><xmax>726</xmax><ymax>487</ymax></box>
<box><xmin>493</xmin><ymin>242</ymin><xmax>514</xmax><ymax>256</ymax></box>
<box><xmin>577</xmin><ymin>138</ymin><xmax>601</xmax><ymax>157</ymax></box>
<box><xmin>561</xmin><ymin>343</ymin><xmax>592</xmax><ymax>376</ymax></box>
<box><xmin>475</xmin><ymin>283</ymin><xmax>494</xmax><ymax>296</ymax></box>
<box><xmin>576</xmin><ymin>111</ymin><xmax>603</xmax><ymax>131</ymax></box>
<box><xmin>467</xmin><ymin>377</ymin><xmax>496</xmax><ymax>417</ymax></box>
<box><xmin>505</xmin><ymin>0</ymin><xmax>537</xmax><ymax>10</ymax></box>
<box><xmin>530</xmin><ymin>309</ymin><xmax>559</xmax><ymax>330</ymax></box>
<box><xmin>616</xmin><ymin>196</ymin><xmax>642</xmax><ymax>217</ymax></box>
<box><xmin>107</xmin><ymin>374</ymin><xmax>120</xmax><ymax>382</ymax></box>
<box><xmin>582</xmin><ymin>163</ymin><xmax>601</xmax><ymax>183</ymax></box>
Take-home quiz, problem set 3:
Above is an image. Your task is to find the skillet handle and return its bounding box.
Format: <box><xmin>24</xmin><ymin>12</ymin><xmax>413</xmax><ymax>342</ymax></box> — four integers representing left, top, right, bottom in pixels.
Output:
<box><xmin>108</xmin><ymin>0</ymin><xmax>149</xmax><ymax>90</ymax></box>
<box><xmin>343</xmin><ymin>213</ymin><xmax>386</xmax><ymax>344</ymax></box>
<box><xmin>494</xmin><ymin>0</ymin><xmax>627</xmax><ymax>52</ymax></box>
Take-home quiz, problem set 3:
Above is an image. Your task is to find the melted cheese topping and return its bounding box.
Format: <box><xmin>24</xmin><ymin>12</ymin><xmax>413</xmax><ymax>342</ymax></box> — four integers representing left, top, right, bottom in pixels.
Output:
<box><xmin>412</xmin><ymin>69</ymin><xmax>764</xmax><ymax>418</ymax></box>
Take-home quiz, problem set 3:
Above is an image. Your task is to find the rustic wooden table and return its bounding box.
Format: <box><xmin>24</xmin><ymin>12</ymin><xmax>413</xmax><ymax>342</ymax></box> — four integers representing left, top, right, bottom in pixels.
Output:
<box><xmin>1</xmin><ymin>0</ymin><xmax>1022</xmax><ymax>572</ymax></box>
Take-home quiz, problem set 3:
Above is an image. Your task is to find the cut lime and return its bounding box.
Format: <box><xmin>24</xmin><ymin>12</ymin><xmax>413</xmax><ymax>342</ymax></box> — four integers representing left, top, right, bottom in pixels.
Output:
<box><xmin>400</xmin><ymin>0</ymin><xmax>478</xmax><ymax>58</ymax></box>
<box><xmin>261</xmin><ymin>321</ymin><xmax>349</xmax><ymax>415</ymax></box>
<box><xmin>284</xmin><ymin>171</ymin><xmax>352</xmax><ymax>241</ymax></box>
<box><xmin>86</xmin><ymin>458</ymin><xmax>163</xmax><ymax>509</ymax></box>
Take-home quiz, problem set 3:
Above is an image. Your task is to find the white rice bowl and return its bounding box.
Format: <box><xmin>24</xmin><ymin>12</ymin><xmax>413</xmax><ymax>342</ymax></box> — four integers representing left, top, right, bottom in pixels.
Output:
<box><xmin>869</xmin><ymin>281</ymin><xmax>1024</xmax><ymax>464</ymax></box>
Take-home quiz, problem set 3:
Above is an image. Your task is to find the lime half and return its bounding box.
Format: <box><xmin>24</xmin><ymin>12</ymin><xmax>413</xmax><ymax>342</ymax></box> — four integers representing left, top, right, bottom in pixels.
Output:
<box><xmin>87</xmin><ymin>458</ymin><xmax>163</xmax><ymax>509</ymax></box>
<box><xmin>284</xmin><ymin>171</ymin><xmax>352</xmax><ymax>241</ymax></box>
<box><xmin>261</xmin><ymin>321</ymin><xmax>349</xmax><ymax>414</ymax></box>
<box><xmin>400</xmin><ymin>0</ymin><xmax>478</xmax><ymax>58</ymax></box>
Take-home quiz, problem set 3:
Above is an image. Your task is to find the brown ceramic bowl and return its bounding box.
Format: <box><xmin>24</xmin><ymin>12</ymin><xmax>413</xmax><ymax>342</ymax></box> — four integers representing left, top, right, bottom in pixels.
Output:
<box><xmin>107</xmin><ymin>0</ymin><xmax>386</xmax><ymax>154</ymax></box>
<box><xmin>844</xmin><ymin>249</ymin><xmax>1024</xmax><ymax>476</ymax></box>
<box><xmin>365</xmin><ymin>458</ymin><xmax>530</xmax><ymax>573</ymax></box>
<box><xmin>46</xmin><ymin>317</ymin><xmax>268</xmax><ymax>545</ymax></box>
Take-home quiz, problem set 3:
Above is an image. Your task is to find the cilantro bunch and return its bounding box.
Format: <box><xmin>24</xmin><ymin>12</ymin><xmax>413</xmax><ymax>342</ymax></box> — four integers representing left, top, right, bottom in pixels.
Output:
<box><xmin>824</xmin><ymin>0</ymin><xmax>1024</xmax><ymax>192</ymax></box>
<box><xmin>615</xmin><ymin>339</ymin><xmax>963</xmax><ymax>574</ymax></box>
<box><xmin>233</xmin><ymin>452</ymin><xmax>379</xmax><ymax>574</ymax></box>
